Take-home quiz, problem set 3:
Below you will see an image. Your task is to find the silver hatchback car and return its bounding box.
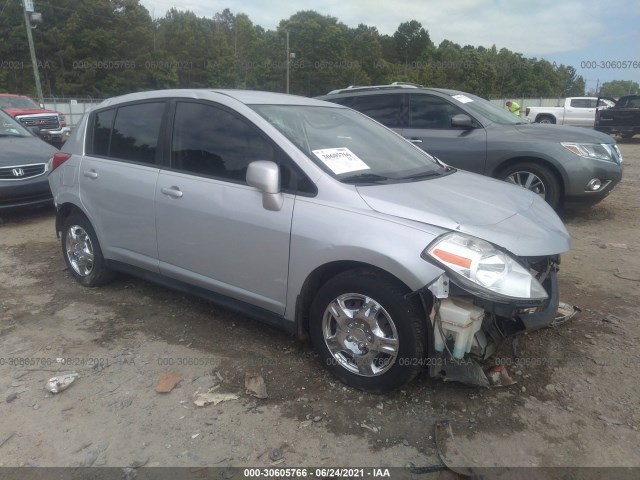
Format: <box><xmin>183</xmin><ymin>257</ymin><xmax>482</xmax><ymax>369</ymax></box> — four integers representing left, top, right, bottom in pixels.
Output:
<box><xmin>48</xmin><ymin>89</ymin><xmax>571</xmax><ymax>392</ymax></box>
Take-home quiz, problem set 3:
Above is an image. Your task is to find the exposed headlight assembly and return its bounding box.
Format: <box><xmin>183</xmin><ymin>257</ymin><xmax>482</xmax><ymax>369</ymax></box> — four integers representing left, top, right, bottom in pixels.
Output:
<box><xmin>423</xmin><ymin>232</ymin><xmax>548</xmax><ymax>303</ymax></box>
<box><xmin>561</xmin><ymin>142</ymin><xmax>621</xmax><ymax>164</ymax></box>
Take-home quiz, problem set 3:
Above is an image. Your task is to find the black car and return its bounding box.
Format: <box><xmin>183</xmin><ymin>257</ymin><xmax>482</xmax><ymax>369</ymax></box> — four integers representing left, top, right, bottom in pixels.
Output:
<box><xmin>0</xmin><ymin>109</ymin><xmax>58</xmax><ymax>210</ymax></box>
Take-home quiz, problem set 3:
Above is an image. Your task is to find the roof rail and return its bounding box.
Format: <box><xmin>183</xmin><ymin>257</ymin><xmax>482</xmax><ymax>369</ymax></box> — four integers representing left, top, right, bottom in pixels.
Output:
<box><xmin>326</xmin><ymin>82</ymin><xmax>424</xmax><ymax>95</ymax></box>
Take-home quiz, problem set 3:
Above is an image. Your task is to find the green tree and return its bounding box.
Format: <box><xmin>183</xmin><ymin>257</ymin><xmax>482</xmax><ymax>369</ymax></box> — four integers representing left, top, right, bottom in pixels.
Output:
<box><xmin>348</xmin><ymin>24</ymin><xmax>384</xmax><ymax>85</ymax></box>
<box><xmin>600</xmin><ymin>80</ymin><xmax>640</xmax><ymax>97</ymax></box>
<box><xmin>392</xmin><ymin>20</ymin><xmax>432</xmax><ymax>64</ymax></box>
<box><xmin>278</xmin><ymin>11</ymin><xmax>351</xmax><ymax>96</ymax></box>
<box><xmin>557</xmin><ymin>66</ymin><xmax>585</xmax><ymax>96</ymax></box>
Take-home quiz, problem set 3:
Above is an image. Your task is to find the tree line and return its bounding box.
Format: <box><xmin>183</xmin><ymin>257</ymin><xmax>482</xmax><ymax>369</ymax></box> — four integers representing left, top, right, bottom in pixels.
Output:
<box><xmin>0</xmin><ymin>0</ymin><xmax>632</xmax><ymax>100</ymax></box>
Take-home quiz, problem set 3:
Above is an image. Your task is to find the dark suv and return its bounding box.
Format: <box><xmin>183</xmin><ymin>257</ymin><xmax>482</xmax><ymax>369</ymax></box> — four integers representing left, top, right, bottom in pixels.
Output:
<box><xmin>317</xmin><ymin>85</ymin><xmax>623</xmax><ymax>209</ymax></box>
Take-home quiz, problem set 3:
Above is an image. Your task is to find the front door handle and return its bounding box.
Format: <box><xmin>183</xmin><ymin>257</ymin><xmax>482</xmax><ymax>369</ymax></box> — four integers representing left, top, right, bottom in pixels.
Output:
<box><xmin>161</xmin><ymin>186</ymin><xmax>183</xmax><ymax>198</ymax></box>
<box><xmin>408</xmin><ymin>138</ymin><xmax>423</xmax><ymax>143</ymax></box>
<box><xmin>83</xmin><ymin>170</ymin><xmax>98</xmax><ymax>179</ymax></box>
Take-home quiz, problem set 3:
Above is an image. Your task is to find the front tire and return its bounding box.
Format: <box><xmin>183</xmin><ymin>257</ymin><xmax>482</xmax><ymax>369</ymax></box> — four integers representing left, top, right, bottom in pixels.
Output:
<box><xmin>61</xmin><ymin>214</ymin><xmax>116</xmax><ymax>287</ymax></box>
<box><xmin>501</xmin><ymin>162</ymin><xmax>561</xmax><ymax>209</ymax></box>
<box><xmin>310</xmin><ymin>269</ymin><xmax>427</xmax><ymax>393</ymax></box>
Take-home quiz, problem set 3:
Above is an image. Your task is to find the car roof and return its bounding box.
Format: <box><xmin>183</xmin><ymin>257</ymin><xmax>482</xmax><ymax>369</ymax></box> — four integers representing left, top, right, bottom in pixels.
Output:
<box><xmin>95</xmin><ymin>89</ymin><xmax>337</xmax><ymax>109</ymax></box>
<box><xmin>318</xmin><ymin>86</ymin><xmax>468</xmax><ymax>98</ymax></box>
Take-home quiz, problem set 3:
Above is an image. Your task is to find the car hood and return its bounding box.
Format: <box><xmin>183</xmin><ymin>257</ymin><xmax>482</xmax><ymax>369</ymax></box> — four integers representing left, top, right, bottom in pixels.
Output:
<box><xmin>513</xmin><ymin>123</ymin><xmax>614</xmax><ymax>144</ymax></box>
<box><xmin>0</xmin><ymin>136</ymin><xmax>58</xmax><ymax>167</ymax></box>
<box><xmin>356</xmin><ymin>171</ymin><xmax>570</xmax><ymax>256</ymax></box>
<box><xmin>3</xmin><ymin>107</ymin><xmax>59</xmax><ymax>116</ymax></box>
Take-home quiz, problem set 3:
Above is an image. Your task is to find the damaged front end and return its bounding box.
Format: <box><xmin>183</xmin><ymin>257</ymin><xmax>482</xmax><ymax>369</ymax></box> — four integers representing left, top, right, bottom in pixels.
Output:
<box><xmin>418</xmin><ymin>232</ymin><xmax>561</xmax><ymax>386</ymax></box>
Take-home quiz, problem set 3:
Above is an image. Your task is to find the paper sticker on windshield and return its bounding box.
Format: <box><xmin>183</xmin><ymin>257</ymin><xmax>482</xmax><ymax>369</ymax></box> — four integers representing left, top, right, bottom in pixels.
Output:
<box><xmin>452</xmin><ymin>94</ymin><xmax>473</xmax><ymax>104</ymax></box>
<box><xmin>312</xmin><ymin>148</ymin><xmax>370</xmax><ymax>175</ymax></box>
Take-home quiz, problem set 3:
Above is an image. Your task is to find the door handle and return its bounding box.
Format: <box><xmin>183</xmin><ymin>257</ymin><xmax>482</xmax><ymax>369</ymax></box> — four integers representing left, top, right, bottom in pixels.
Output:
<box><xmin>83</xmin><ymin>170</ymin><xmax>98</xmax><ymax>179</ymax></box>
<box><xmin>161</xmin><ymin>186</ymin><xmax>183</xmax><ymax>198</ymax></box>
<box><xmin>408</xmin><ymin>138</ymin><xmax>423</xmax><ymax>143</ymax></box>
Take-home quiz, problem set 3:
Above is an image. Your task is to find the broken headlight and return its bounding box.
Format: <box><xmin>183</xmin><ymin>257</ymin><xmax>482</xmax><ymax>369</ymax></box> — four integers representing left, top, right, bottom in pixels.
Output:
<box><xmin>422</xmin><ymin>232</ymin><xmax>548</xmax><ymax>303</ymax></box>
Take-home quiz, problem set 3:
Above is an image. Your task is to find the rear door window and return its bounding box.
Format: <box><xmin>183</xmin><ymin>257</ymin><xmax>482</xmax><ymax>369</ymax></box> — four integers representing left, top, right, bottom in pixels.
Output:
<box><xmin>350</xmin><ymin>94</ymin><xmax>404</xmax><ymax>128</ymax></box>
<box><xmin>89</xmin><ymin>102</ymin><xmax>165</xmax><ymax>165</ymax></box>
<box><xmin>569</xmin><ymin>99</ymin><xmax>596</xmax><ymax>108</ymax></box>
<box><xmin>110</xmin><ymin>103</ymin><xmax>165</xmax><ymax>164</ymax></box>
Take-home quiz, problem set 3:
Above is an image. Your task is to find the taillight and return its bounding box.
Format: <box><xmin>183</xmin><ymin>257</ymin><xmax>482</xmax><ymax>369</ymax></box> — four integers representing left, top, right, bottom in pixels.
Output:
<box><xmin>49</xmin><ymin>152</ymin><xmax>72</xmax><ymax>172</ymax></box>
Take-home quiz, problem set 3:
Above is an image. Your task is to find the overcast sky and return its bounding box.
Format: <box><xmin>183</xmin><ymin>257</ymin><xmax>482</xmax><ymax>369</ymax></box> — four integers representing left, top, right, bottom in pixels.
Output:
<box><xmin>140</xmin><ymin>0</ymin><xmax>640</xmax><ymax>92</ymax></box>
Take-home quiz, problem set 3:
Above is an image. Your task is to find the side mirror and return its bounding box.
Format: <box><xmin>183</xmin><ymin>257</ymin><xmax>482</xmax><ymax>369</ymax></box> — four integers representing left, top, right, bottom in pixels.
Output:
<box><xmin>451</xmin><ymin>114</ymin><xmax>474</xmax><ymax>129</ymax></box>
<box><xmin>246</xmin><ymin>161</ymin><xmax>284</xmax><ymax>211</ymax></box>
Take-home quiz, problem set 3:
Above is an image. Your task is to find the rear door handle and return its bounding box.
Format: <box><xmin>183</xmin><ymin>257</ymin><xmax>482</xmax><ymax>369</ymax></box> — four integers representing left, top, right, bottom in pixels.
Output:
<box><xmin>83</xmin><ymin>170</ymin><xmax>98</xmax><ymax>179</ymax></box>
<box><xmin>408</xmin><ymin>138</ymin><xmax>423</xmax><ymax>143</ymax></box>
<box><xmin>161</xmin><ymin>186</ymin><xmax>183</xmax><ymax>198</ymax></box>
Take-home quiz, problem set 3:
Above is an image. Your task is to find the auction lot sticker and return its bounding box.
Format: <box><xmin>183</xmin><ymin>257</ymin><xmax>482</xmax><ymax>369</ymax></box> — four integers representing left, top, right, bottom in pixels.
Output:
<box><xmin>312</xmin><ymin>147</ymin><xmax>370</xmax><ymax>175</ymax></box>
<box><xmin>452</xmin><ymin>94</ymin><xmax>474</xmax><ymax>103</ymax></box>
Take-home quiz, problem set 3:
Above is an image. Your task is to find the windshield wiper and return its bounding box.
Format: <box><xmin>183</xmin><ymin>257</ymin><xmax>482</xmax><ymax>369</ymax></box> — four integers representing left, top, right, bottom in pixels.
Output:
<box><xmin>401</xmin><ymin>165</ymin><xmax>456</xmax><ymax>180</ymax></box>
<box><xmin>340</xmin><ymin>173</ymin><xmax>389</xmax><ymax>183</ymax></box>
<box><xmin>399</xmin><ymin>170</ymin><xmax>443</xmax><ymax>180</ymax></box>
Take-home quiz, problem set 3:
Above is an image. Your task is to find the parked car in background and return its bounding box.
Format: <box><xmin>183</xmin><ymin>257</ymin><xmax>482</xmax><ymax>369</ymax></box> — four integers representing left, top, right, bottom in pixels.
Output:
<box><xmin>317</xmin><ymin>85</ymin><xmax>623</xmax><ymax>209</ymax></box>
<box><xmin>595</xmin><ymin>95</ymin><xmax>640</xmax><ymax>139</ymax></box>
<box><xmin>48</xmin><ymin>89</ymin><xmax>571</xmax><ymax>392</ymax></box>
<box><xmin>0</xmin><ymin>93</ymin><xmax>70</xmax><ymax>148</ymax></box>
<box><xmin>524</xmin><ymin>97</ymin><xmax>615</xmax><ymax>126</ymax></box>
<box><xmin>0</xmin><ymin>109</ymin><xmax>57</xmax><ymax>210</ymax></box>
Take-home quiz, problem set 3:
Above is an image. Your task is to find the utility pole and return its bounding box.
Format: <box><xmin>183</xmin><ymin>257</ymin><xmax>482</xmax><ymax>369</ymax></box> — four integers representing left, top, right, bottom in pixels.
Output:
<box><xmin>23</xmin><ymin>0</ymin><xmax>44</xmax><ymax>104</ymax></box>
<box><xmin>285</xmin><ymin>31</ymin><xmax>295</xmax><ymax>94</ymax></box>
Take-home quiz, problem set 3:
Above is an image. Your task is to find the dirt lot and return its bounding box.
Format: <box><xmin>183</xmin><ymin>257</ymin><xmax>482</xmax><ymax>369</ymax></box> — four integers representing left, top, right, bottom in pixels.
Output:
<box><xmin>1</xmin><ymin>140</ymin><xmax>639</xmax><ymax>476</ymax></box>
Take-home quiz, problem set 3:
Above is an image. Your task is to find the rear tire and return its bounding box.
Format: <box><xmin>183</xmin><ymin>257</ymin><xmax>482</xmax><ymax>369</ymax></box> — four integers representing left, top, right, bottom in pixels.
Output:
<box><xmin>309</xmin><ymin>269</ymin><xmax>427</xmax><ymax>393</ymax></box>
<box><xmin>536</xmin><ymin>115</ymin><xmax>555</xmax><ymax>124</ymax></box>
<box><xmin>61</xmin><ymin>214</ymin><xmax>116</xmax><ymax>287</ymax></box>
<box><xmin>501</xmin><ymin>162</ymin><xmax>561</xmax><ymax>209</ymax></box>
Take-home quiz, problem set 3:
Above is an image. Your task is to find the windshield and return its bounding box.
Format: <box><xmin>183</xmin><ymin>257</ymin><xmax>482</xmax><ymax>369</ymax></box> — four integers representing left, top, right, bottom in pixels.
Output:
<box><xmin>251</xmin><ymin>105</ymin><xmax>447</xmax><ymax>183</ymax></box>
<box><xmin>0</xmin><ymin>109</ymin><xmax>32</xmax><ymax>137</ymax></box>
<box><xmin>0</xmin><ymin>95</ymin><xmax>40</xmax><ymax>109</ymax></box>
<box><xmin>450</xmin><ymin>92</ymin><xmax>527</xmax><ymax>125</ymax></box>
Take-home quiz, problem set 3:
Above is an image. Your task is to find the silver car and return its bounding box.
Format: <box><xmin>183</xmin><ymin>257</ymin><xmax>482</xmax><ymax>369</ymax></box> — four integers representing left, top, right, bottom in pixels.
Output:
<box><xmin>48</xmin><ymin>89</ymin><xmax>571</xmax><ymax>392</ymax></box>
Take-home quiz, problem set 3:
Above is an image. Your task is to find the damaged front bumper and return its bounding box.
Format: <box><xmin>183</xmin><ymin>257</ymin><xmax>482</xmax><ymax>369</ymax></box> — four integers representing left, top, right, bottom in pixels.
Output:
<box><xmin>418</xmin><ymin>255</ymin><xmax>561</xmax><ymax>384</ymax></box>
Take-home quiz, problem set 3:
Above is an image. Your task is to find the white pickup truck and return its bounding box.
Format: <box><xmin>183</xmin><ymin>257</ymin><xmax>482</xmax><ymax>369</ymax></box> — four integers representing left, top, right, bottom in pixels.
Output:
<box><xmin>525</xmin><ymin>97</ymin><xmax>614</xmax><ymax>127</ymax></box>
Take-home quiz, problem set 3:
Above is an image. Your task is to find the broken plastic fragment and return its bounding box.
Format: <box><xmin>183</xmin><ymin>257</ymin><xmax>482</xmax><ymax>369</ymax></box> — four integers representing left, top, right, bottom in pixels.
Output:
<box><xmin>193</xmin><ymin>392</ymin><xmax>238</xmax><ymax>407</ymax></box>
<box><xmin>550</xmin><ymin>302</ymin><xmax>580</xmax><ymax>327</ymax></box>
<box><xmin>46</xmin><ymin>372</ymin><xmax>79</xmax><ymax>393</ymax></box>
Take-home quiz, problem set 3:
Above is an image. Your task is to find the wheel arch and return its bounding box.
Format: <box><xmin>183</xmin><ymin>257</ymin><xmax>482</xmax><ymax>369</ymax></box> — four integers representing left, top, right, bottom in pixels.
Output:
<box><xmin>55</xmin><ymin>202</ymin><xmax>87</xmax><ymax>238</ymax></box>
<box><xmin>294</xmin><ymin>261</ymin><xmax>432</xmax><ymax>340</ymax></box>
